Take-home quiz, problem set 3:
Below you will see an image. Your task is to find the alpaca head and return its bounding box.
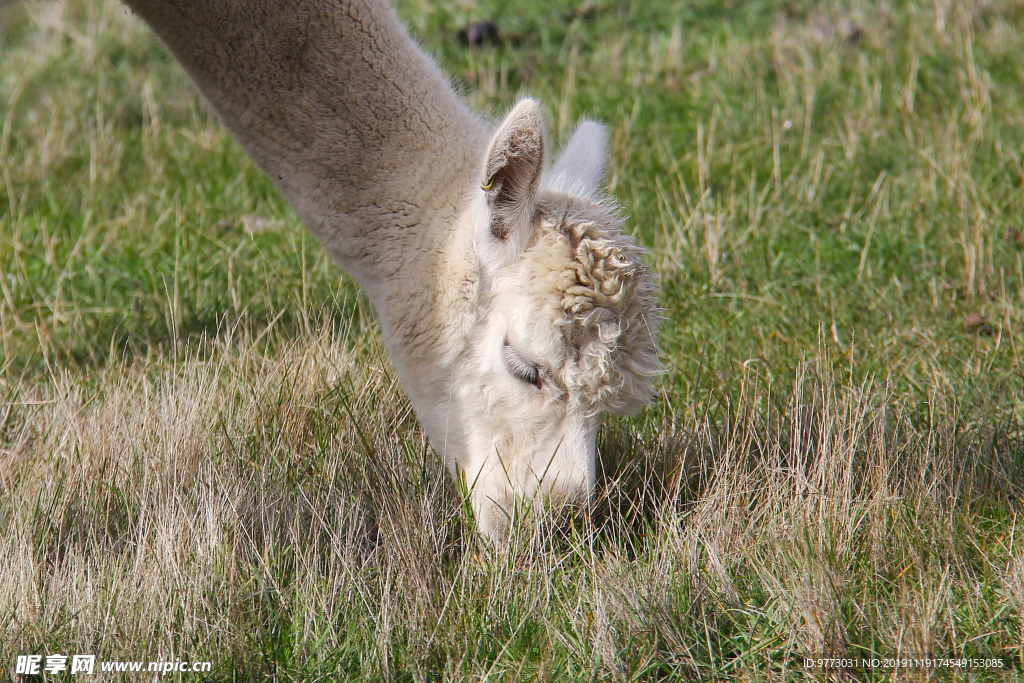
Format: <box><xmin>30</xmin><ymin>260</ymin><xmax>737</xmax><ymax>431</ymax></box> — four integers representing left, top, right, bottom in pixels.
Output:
<box><xmin>448</xmin><ymin>100</ymin><xmax>661</xmax><ymax>538</ymax></box>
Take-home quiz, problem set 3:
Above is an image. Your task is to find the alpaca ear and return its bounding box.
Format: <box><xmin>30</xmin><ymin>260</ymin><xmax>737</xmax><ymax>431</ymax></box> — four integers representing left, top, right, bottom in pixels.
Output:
<box><xmin>477</xmin><ymin>100</ymin><xmax>545</xmax><ymax>268</ymax></box>
<box><xmin>548</xmin><ymin>120</ymin><xmax>608</xmax><ymax>197</ymax></box>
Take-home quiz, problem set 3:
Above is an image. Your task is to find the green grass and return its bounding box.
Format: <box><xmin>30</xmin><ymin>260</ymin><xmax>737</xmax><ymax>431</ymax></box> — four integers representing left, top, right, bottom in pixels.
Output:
<box><xmin>2</xmin><ymin>0</ymin><xmax>1024</xmax><ymax>680</ymax></box>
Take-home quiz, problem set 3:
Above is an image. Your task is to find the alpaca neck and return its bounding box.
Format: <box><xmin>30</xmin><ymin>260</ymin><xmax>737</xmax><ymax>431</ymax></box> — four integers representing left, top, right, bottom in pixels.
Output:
<box><xmin>126</xmin><ymin>0</ymin><xmax>488</xmax><ymax>343</ymax></box>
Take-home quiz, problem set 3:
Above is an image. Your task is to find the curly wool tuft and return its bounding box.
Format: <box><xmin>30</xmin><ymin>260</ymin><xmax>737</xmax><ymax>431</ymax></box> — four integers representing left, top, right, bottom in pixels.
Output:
<box><xmin>534</xmin><ymin>203</ymin><xmax>662</xmax><ymax>414</ymax></box>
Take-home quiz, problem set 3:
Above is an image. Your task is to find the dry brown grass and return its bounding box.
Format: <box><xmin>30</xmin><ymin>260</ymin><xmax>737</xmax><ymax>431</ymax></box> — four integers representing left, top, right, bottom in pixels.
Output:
<box><xmin>5</xmin><ymin>323</ymin><xmax>1020</xmax><ymax>680</ymax></box>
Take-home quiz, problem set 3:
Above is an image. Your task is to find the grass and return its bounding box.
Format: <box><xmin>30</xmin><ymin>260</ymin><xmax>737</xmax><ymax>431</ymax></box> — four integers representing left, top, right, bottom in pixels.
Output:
<box><xmin>1</xmin><ymin>0</ymin><xmax>1023</xmax><ymax>680</ymax></box>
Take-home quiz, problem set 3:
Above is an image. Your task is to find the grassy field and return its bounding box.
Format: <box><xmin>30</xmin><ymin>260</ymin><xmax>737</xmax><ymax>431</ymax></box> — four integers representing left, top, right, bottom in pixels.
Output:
<box><xmin>2</xmin><ymin>0</ymin><xmax>1024</xmax><ymax>680</ymax></box>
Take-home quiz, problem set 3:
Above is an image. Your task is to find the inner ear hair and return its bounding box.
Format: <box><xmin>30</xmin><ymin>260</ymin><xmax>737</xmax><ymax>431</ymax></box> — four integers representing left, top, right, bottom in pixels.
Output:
<box><xmin>482</xmin><ymin>100</ymin><xmax>546</xmax><ymax>240</ymax></box>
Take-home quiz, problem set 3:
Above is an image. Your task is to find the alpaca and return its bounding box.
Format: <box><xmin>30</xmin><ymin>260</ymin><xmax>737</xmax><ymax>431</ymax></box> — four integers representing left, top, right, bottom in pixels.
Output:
<box><xmin>64</xmin><ymin>0</ymin><xmax>662</xmax><ymax>537</ymax></box>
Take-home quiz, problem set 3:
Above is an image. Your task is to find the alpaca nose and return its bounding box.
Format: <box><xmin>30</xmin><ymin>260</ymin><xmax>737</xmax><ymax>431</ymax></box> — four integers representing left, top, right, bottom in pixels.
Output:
<box><xmin>532</xmin><ymin>419</ymin><xmax>597</xmax><ymax>500</ymax></box>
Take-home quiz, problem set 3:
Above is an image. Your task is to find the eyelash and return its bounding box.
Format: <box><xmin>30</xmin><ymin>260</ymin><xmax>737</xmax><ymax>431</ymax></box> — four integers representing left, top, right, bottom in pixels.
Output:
<box><xmin>503</xmin><ymin>340</ymin><xmax>543</xmax><ymax>389</ymax></box>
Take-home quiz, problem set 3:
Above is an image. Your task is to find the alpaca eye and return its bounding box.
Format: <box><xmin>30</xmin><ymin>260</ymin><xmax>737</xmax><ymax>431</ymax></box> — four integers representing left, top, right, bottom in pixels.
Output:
<box><xmin>503</xmin><ymin>340</ymin><xmax>543</xmax><ymax>390</ymax></box>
